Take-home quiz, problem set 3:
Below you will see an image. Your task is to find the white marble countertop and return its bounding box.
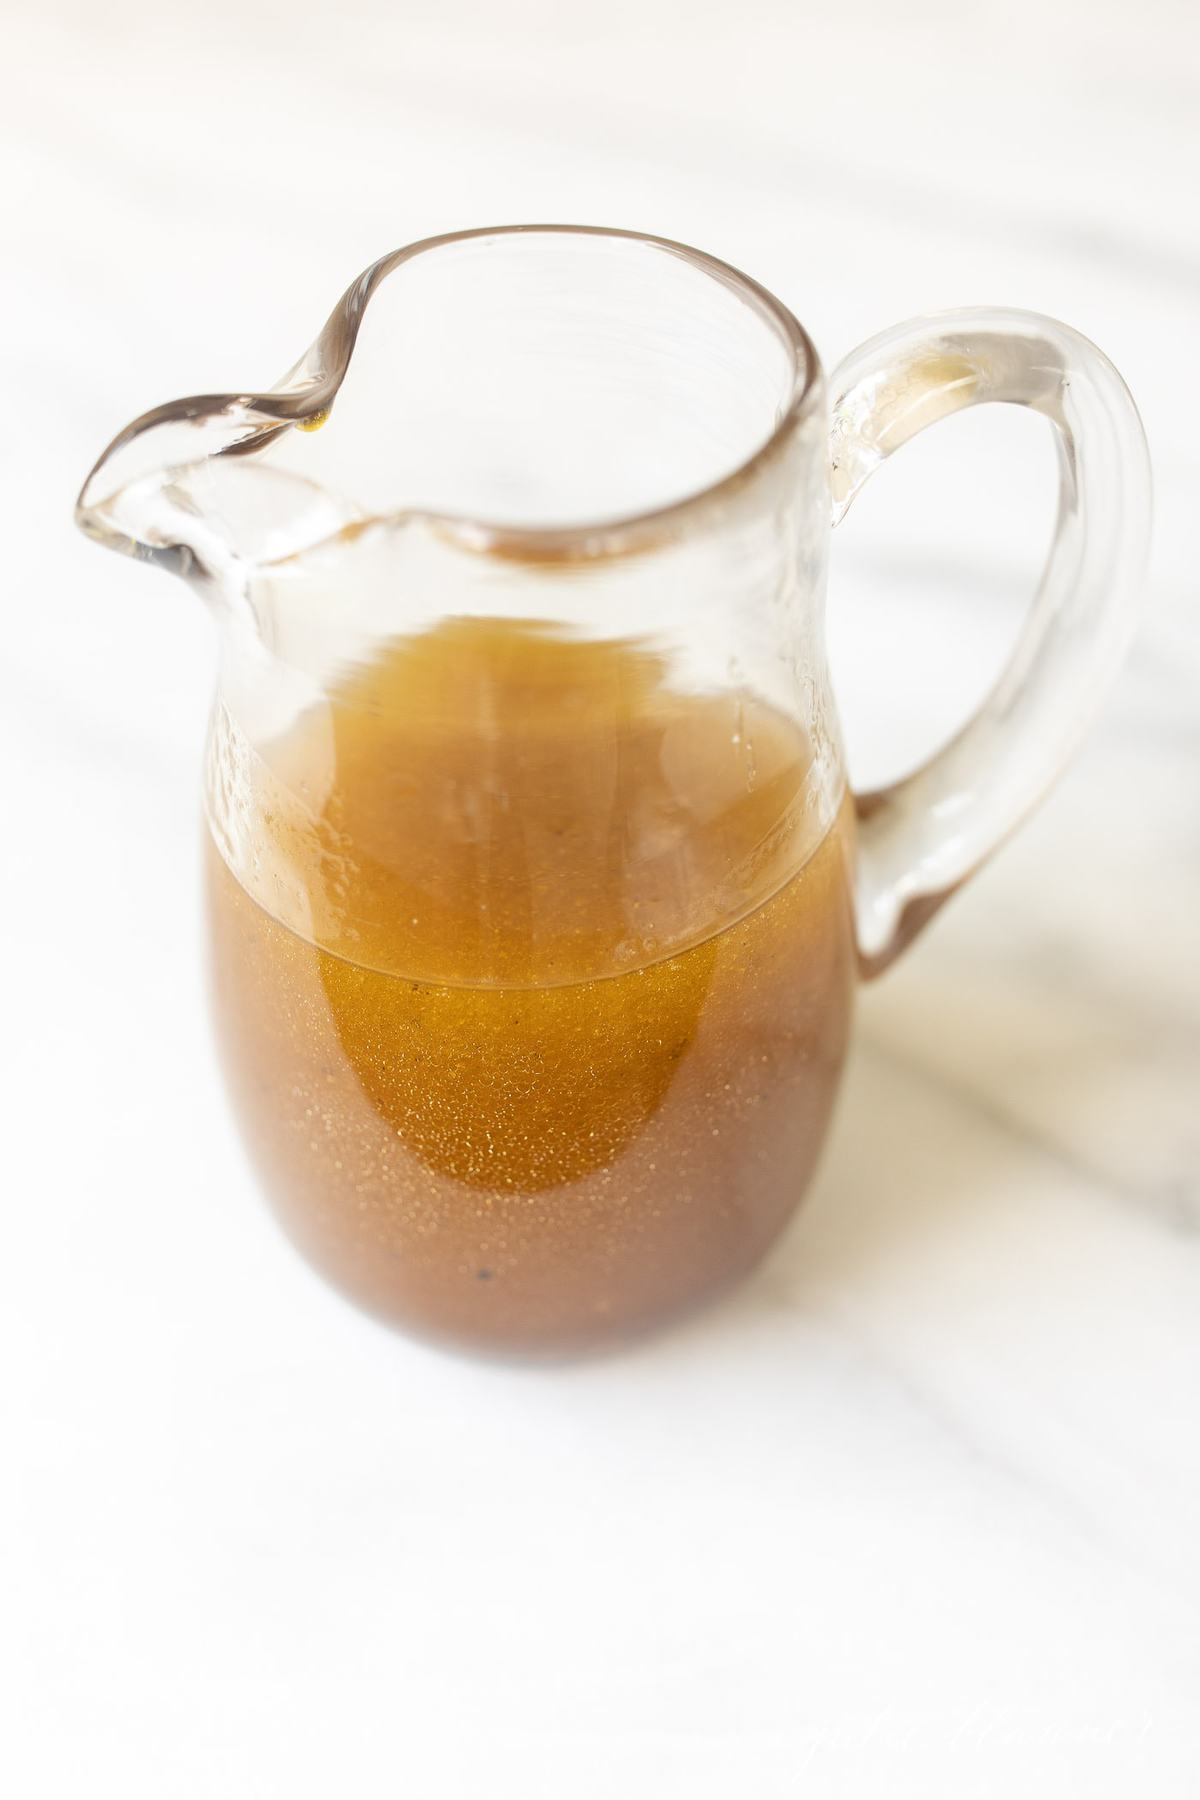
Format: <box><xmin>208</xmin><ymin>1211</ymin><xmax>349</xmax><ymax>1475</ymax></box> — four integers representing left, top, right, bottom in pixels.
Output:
<box><xmin>5</xmin><ymin>1</ymin><xmax>1199</xmax><ymax>1792</ymax></box>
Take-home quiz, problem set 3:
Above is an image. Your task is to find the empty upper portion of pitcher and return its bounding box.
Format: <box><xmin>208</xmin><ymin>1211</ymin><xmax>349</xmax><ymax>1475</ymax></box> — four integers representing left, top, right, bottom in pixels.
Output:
<box><xmin>77</xmin><ymin>225</ymin><xmax>838</xmax><ymax>739</ymax></box>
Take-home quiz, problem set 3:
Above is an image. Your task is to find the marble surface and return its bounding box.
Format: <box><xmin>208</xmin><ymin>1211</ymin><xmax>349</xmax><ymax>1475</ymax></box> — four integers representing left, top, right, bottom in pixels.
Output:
<box><xmin>5</xmin><ymin>0</ymin><xmax>1199</xmax><ymax>1792</ymax></box>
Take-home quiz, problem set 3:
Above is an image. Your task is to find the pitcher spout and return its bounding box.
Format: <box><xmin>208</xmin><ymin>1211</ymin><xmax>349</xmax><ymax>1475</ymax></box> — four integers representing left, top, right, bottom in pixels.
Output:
<box><xmin>74</xmin><ymin>379</ymin><xmax>356</xmax><ymax>595</ymax></box>
<box><xmin>71</xmin><ymin>237</ymin><xmax>407</xmax><ymax>590</ymax></box>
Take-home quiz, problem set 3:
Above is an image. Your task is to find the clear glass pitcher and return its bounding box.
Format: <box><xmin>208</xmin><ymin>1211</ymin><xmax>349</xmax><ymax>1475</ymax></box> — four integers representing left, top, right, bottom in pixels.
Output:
<box><xmin>76</xmin><ymin>226</ymin><xmax>1150</xmax><ymax>1354</ymax></box>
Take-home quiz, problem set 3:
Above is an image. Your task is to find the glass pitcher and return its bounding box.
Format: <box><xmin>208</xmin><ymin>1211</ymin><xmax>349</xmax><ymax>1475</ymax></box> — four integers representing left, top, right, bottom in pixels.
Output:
<box><xmin>76</xmin><ymin>226</ymin><xmax>1150</xmax><ymax>1355</ymax></box>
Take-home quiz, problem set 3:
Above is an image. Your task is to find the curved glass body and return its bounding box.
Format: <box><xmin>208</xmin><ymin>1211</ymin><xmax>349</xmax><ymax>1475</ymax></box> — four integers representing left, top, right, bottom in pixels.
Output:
<box><xmin>77</xmin><ymin>227</ymin><xmax>1150</xmax><ymax>1354</ymax></box>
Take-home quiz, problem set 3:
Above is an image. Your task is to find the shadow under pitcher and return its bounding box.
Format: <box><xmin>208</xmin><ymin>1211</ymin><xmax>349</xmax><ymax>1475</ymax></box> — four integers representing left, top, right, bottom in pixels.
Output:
<box><xmin>77</xmin><ymin>226</ymin><xmax>1151</xmax><ymax>1354</ymax></box>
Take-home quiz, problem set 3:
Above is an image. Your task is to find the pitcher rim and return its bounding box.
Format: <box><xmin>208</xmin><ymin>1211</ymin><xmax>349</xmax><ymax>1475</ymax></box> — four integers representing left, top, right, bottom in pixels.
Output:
<box><xmin>76</xmin><ymin>224</ymin><xmax>822</xmax><ymax>567</ymax></box>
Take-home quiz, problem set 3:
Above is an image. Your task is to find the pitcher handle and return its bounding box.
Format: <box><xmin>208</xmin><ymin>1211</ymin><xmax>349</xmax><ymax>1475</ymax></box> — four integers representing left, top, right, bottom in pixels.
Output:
<box><xmin>828</xmin><ymin>307</ymin><xmax>1151</xmax><ymax>977</ymax></box>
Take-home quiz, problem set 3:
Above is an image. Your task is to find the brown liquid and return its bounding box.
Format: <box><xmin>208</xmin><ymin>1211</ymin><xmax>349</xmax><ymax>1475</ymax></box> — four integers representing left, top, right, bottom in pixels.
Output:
<box><xmin>206</xmin><ymin>619</ymin><xmax>856</xmax><ymax>1353</ymax></box>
